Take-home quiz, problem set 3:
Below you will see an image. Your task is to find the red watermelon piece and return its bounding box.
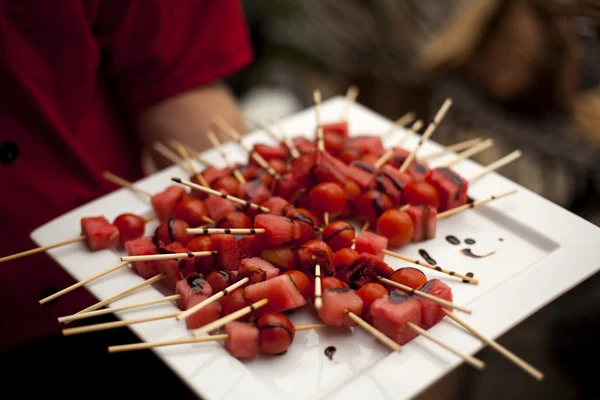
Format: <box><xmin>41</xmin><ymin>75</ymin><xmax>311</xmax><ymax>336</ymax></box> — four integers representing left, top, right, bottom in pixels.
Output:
<box><xmin>274</xmin><ymin>173</ymin><xmax>306</xmax><ymax>201</ymax></box>
<box><xmin>321</xmin><ymin>121</ymin><xmax>349</xmax><ymax>138</ymax></box>
<box><xmin>415</xmin><ymin>279</ymin><xmax>453</xmax><ymax>329</ymax></box>
<box><xmin>296</xmin><ymin>240</ymin><xmax>335</xmax><ymax>277</ymax></box>
<box><xmin>156</xmin><ymin>242</ymin><xmax>196</xmax><ymax>291</ymax></box>
<box><xmin>346</xmin><ymin>136</ymin><xmax>385</xmax><ymax>156</ymax></box>
<box><xmin>345</xmin><ymin>161</ymin><xmax>375</xmax><ymax>190</ymax></box>
<box><xmin>292</xmin><ymin>137</ymin><xmax>317</xmax><ymax>154</ymax></box>
<box><xmin>371</xmin><ymin>291</ymin><xmax>422</xmax><ymax>345</ymax></box>
<box><xmin>202</xmin><ymin>167</ymin><xmax>232</xmax><ymax>186</ymax></box>
<box><xmin>261</xmin><ymin>196</ymin><xmax>292</xmax><ymax>216</ymax></box>
<box><xmin>238</xmin><ymin>181</ymin><xmax>271</xmax><ymax>206</ymax></box>
<box><xmin>253</xmin><ymin>143</ymin><xmax>288</xmax><ymax>161</ymax></box>
<box><xmin>81</xmin><ymin>216</ymin><xmax>120</xmax><ymax>251</ymax></box>
<box><xmin>354</xmin><ymin>231</ymin><xmax>388</xmax><ymax>260</ymax></box>
<box><xmin>204</xmin><ymin>192</ymin><xmax>237</xmax><ymax>222</ymax></box>
<box><xmin>150</xmin><ymin>185</ymin><xmax>187</xmax><ymax>222</ymax></box>
<box><xmin>244</xmin><ymin>274</ymin><xmax>307</xmax><ymax>317</ymax></box>
<box><xmin>372</xmin><ymin>165</ymin><xmax>413</xmax><ymax>205</ymax></box>
<box><xmin>344</xmin><ymin>253</ymin><xmax>394</xmax><ymax>288</ymax></box>
<box><xmin>184</xmin><ymin>295</ymin><xmax>223</xmax><ymax>330</ymax></box>
<box><xmin>224</xmin><ymin>321</ymin><xmax>260</xmax><ymax>360</ymax></box>
<box><xmin>175</xmin><ymin>274</ymin><xmax>213</xmax><ymax>310</ymax></box>
<box><xmin>406</xmin><ymin>205</ymin><xmax>437</xmax><ymax>242</ymax></box>
<box><xmin>124</xmin><ymin>236</ymin><xmax>159</xmax><ymax>279</ymax></box>
<box><xmin>425</xmin><ymin>168</ymin><xmax>469</xmax><ymax>212</ymax></box>
<box><xmin>238</xmin><ymin>257</ymin><xmax>280</xmax><ymax>284</ymax></box>
<box><xmin>290</xmin><ymin>151</ymin><xmax>347</xmax><ymax>187</ymax></box>
<box><xmin>254</xmin><ymin>214</ymin><xmax>300</xmax><ymax>245</ymax></box>
<box><xmin>317</xmin><ymin>288</ymin><xmax>363</xmax><ymax>327</ymax></box>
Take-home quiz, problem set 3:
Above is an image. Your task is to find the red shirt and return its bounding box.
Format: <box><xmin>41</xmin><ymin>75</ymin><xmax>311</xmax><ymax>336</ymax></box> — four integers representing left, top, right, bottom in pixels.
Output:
<box><xmin>0</xmin><ymin>0</ymin><xmax>253</xmax><ymax>351</ymax></box>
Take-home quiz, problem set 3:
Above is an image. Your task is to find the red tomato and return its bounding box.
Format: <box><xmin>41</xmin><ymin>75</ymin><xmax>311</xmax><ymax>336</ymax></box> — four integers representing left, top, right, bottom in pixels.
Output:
<box><xmin>357</xmin><ymin>282</ymin><xmax>388</xmax><ymax>311</ymax></box>
<box><xmin>262</xmin><ymin>247</ymin><xmax>296</xmax><ymax>271</ymax></box>
<box><xmin>355</xmin><ymin>190</ymin><xmax>394</xmax><ymax>226</ymax></box>
<box><xmin>322</xmin><ymin>221</ymin><xmax>355</xmax><ymax>252</ymax></box>
<box><xmin>174</xmin><ymin>197</ymin><xmax>208</xmax><ymax>227</ymax></box>
<box><xmin>257</xmin><ymin>312</ymin><xmax>296</xmax><ymax>355</ymax></box>
<box><xmin>216</xmin><ymin>210</ymin><xmax>252</xmax><ymax>229</ymax></box>
<box><xmin>308</xmin><ymin>182</ymin><xmax>347</xmax><ymax>218</ymax></box>
<box><xmin>293</xmin><ymin>208</ymin><xmax>321</xmax><ymax>227</ymax></box>
<box><xmin>186</xmin><ymin>236</ymin><xmax>216</xmax><ymax>276</ymax></box>
<box><xmin>321</xmin><ymin>276</ymin><xmax>346</xmax><ymax>290</ymax></box>
<box><xmin>154</xmin><ymin>218</ymin><xmax>194</xmax><ymax>246</ymax></box>
<box><xmin>220</xmin><ymin>287</ymin><xmax>250</xmax><ymax>321</ymax></box>
<box><xmin>206</xmin><ymin>269</ymin><xmax>235</xmax><ymax>293</ymax></box>
<box><xmin>388</xmin><ymin>267</ymin><xmax>427</xmax><ymax>290</ymax></box>
<box><xmin>113</xmin><ymin>213</ymin><xmax>145</xmax><ymax>244</ymax></box>
<box><xmin>376</xmin><ymin>209</ymin><xmax>414</xmax><ymax>247</ymax></box>
<box><xmin>281</xmin><ymin>270</ymin><xmax>311</xmax><ymax>300</ymax></box>
<box><xmin>403</xmin><ymin>181</ymin><xmax>440</xmax><ymax>209</ymax></box>
<box><xmin>212</xmin><ymin>176</ymin><xmax>240</xmax><ymax>196</ymax></box>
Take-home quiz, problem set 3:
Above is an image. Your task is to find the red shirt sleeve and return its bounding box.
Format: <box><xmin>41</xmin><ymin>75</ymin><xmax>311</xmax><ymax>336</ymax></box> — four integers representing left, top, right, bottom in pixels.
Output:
<box><xmin>94</xmin><ymin>0</ymin><xmax>254</xmax><ymax>116</ymax></box>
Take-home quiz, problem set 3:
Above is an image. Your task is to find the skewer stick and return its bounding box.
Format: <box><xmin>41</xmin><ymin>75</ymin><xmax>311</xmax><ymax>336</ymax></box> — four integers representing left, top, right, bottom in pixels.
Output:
<box><xmin>62</xmin><ymin>311</ymin><xmax>180</xmax><ymax>336</ymax></box>
<box><xmin>376</xmin><ymin>119</ymin><xmax>426</xmax><ymax>169</ymax></box>
<box><xmin>73</xmin><ymin>273</ymin><xmax>165</xmax><ymax>316</ymax></box>
<box><xmin>102</xmin><ymin>171</ymin><xmax>153</xmax><ymax>197</ymax></box>
<box><xmin>193</xmin><ymin>298</ymin><xmax>269</xmax><ymax>336</ymax></box>
<box><xmin>361</xmin><ymin>221</ymin><xmax>370</xmax><ymax>233</ymax></box>
<box><xmin>383</xmin><ymin>112</ymin><xmax>417</xmax><ymax>138</ymax></box>
<box><xmin>377</xmin><ymin>277</ymin><xmax>471</xmax><ymax>313</ymax></box>
<box><xmin>314</xmin><ymin>264</ymin><xmax>323</xmax><ymax>310</ymax></box>
<box><xmin>275</xmin><ymin>117</ymin><xmax>301</xmax><ymax>159</ymax></box>
<box><xmin>170</xmin><ymin>141</ymin><xmax>211</xmax><ymax>188</ymax></box>
<box><xmin>399</xmin><ymin>99</ymin><xmax>452</xmax><ymax>173</ymax></box>
<box><xmin>323</xmin><ymin>212</ymin><xmax>329</xmax><ymax>227</ymax></box>
<box><xmin>58</xmin><ymin>295</ymin><xmax>181</xmax><ymax>323</ymax></box>
<box><xmin>406</xmin><ymin>322</ymin><xmax>485</xmax><ymax>370</ymax></box>
<box><xmin>346</xmin><ymin>311</ymin><xmax>402</xmax><ymax>352</ymax></box>
<box><xmin>153</xmin><ymin>142</ymin><xmax>195</xmax><ymax>175</ymax></box>
<box><xmin>340</xmin><ymin>85</ymin><xmax>359</xmax><ymax>121</ymax></box>
<box><xmin>168</xmin><ymin>139</ymin><xmax>216</xmax><ymax>168</ymax></box>
<box><xmin>108</xmin><ymin>323</ymin><xmax>327</xmax><ymax>353</ymax></box>
<box><xmin>394</xmin><ymin>119</ymin><xmax>425</xmax><ymax>150</ymax></box>
<box><xmin>437</xmin><ymin>189</ymin><xmax>518</xmax><ymax>220</ymax></box>
<box><xmin>468</xmin><ymin>150</ymin><xmax>523</xmax><ymax>182</ymax></box>
<box><xmin>419</xmin><ymin>137</ymin><xmax>483</xmax><ymax>161</ymax></box>
<box><xmin>0</xmin><ymin>235</ymin><xmax>85</xmax><ymax>264</ymax></box>
<box><xmin>171</xmin><ymin>177</ymin><xmax>270</xmax><ymax>213</ymax></box>
<box><xmin>186</xmin><ymin>228</ymin><xmax>265</xmax><ymax>235</ymax></box>
<box><xmin>206</xmin><ymin>131</ymin><xmax>246</xmax><ymax>184</ymax></box>
<box><xmin>441</xmin><ymin>309</ymin><xmax>544</xmax><ymax>380</ymax></box>
<box><xmin>40</xmin><ymin>261</ymin><xmax>130</xmax><ymax>305</ymax></box>
<box><xmin>214</xmin><ymin>116</ymin><xmax>281</xmax><ymax>180</ymax></box>
<box><xmin>313</xmin><ymin>89</ymin><xmax>322</xmax><ymax>130</ymax></box>
<box><xmin>438</xmin><ymin>138</ymin><xmax>495</xmax><ymax>168</ymax></box>
<box><xmin>381</xmin><ymin>250</ymin><xmax>478</xmax><ymax>284</ymax></box>
<box><xmin>177</xmin><ymin>277</ymin><xmax>250</xmax><ymax>320</ymax></box>
<box><xmin>121</xmin><ymin>251</ymin><xmax>217</xmax><ymax>262</ymax></box>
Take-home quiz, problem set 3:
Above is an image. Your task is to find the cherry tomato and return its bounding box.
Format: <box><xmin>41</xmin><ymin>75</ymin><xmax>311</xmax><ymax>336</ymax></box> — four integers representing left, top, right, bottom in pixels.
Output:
<box><xmin>216</xmin><ymin>210</ymin><xmax>252</xmax><ymax>229</ymax></box>
<box><xmin>269</xmin><ymin>158</ymin><xmax>289</xmax><ymax>175</ymax></box>
<box><xmin>322</xmin><ymin>221</ymin><xmax>355</xmax><ymax>252</ymax></box>
<box><xmin>220</xmin><ymin>287</ymin><xmax>250</xmax><ymax>321</ymax></box>
<box><xmin>174</xmin><ymin>197</ymin><xmax>208</xmax><ymax>227</ymax></box>
<box><xmin>206</xmin><ymin>269</ymin><xmax>235</xmax><ymax>293</ymax></box>
<box><xmin>212</xmin><ymin>175</ymin><xmax>240</xmax><ymax>196</ymax></box>
<box><xmin>293</xmin><ymin>207</ymin><xmax>321</xmax><ymax>227</ymax></box>
<box><xmin>403</xmin><ymin>181</ymin><xmax>440</xmax><ymax>209</ymax></box>
<box><xmin>355</xmin><ymin>190</ymin><xmax>394</xmax><ymax>226</ymax></box>
<box><xmin>256</xmin><ymin>312</ymin><xmax>296</xmax><ymax>355</ymax></box>
<box><xmin>155</xmin><ymin>218</ymin><xmax>194</xmax><ymax>246</ymax></box>
<box><xmin>388</xmin><ymin>267</ymin><xmax>427</xmax><ymax>290</ymax></box>
<box><xmin>282</xmin><ymin>270</ymin><xmax>311</xmax><ymax>300</ymax></box>
<box><xmin>308</xmin><ymin>182</ymin><xmax>347</xmax><ymax>218</ymax></box>
<box><xmin>237</xmin><ymin>266</ymin><xmax>266</xmax><ymax>285</ymax></box>
<box><xmin>290</xmin><ymin>187</ymin><xmax>310</xmax><ymax>209</ymax></box>
<box><xmin>113</xmin><ymin>213</ymin><xmax>145</xmax><ymax>244</ymax></box>
<box><xmin>286</xmin><ymin>210</ymin><xmax>316</xmax><ymax>245</ymax></box>
<box><xmin>376</xmin><ymin>209</ymin><xmax>414</xmax><ymax>247</ymax></box>
<box><xmin>261</xmin><ymin>247</ymin><xmax>296</xmax><ymax>271</ymax></box>
<box><xmin>357</xmin><ymin>282</ymin><xmax>388</xmax><ymax>311</ymax></box>
<box><xmin>332</xmin><ymin>248</ymin><xmax>360</xmax><ymax>271</ymax></box>
<box><xmin>321</xmin><ymin>276</ymin><xmax>346</xmax><ymax>290</ymax></box>
<box><xmin>186</xmin><ymin>236</ymin><xmax>216</xmax><ymax>275</ymax></box>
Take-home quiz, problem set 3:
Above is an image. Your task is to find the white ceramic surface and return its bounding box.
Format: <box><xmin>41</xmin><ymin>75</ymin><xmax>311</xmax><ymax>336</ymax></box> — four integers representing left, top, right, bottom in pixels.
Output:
<box><xmin>30</xmin><ymin>97</ymin><xmax>600</xmax><ymax>400</ymax></box>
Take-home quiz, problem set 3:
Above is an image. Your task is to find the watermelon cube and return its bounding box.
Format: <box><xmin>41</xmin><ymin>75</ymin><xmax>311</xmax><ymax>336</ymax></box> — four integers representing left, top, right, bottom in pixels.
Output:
<box><xmin>354</xmin><ymin>231</ymin><xmax>388</xmax><ymax>260</ymax></box>
<box><xmin>124</xmin><ymin>236</ymin><xmax>158</xmax><ymax>279</ymax></box>
<box><xmin>238</xmin><ymin>257</ymin><xmax>280</xmax><ymax>285</ymax></box>
<box><xmin>414</xmin><ymin>279</ymin><xmax>453</xmax><ymax>329</ymax></box>
<box><xmin>425</xmin><ymin>167</ymin><xmax>468</xmax><ymax>212</ymax></box>
<box><xmin>254</xmin><ymin>214</ymin><xmax>300</xmax><ymax>245</ymax></box>
<box><xmin>81</xmin><ymin>216</ymin><xmax>120</xmax><ymax>251</ymax></box>
<box><xmin>204</xmin><ymin>193</ymin><xmax>237</xmax><ymax>223</ymax></box>
<box><xmin>238</xmin><ymin>181</ymin><xmax>271</xmax><ymax>206</ymax></box>
<box><xmin>346</xmin><ymin>162</ymin><xmax>375</xmax><ymax>190</ymax></box>
<box><xmin>253</xmin><ymin>143</ymin><xmax>288</xmax><ymax>161</ymax></box>
<box><xmin>184</xmin><ymin>295</ymin><xmax>223</xmax><ymax>330</ymax></box>
<box><xmin>317</xmin><ymin>288</ymin><xmax>363</xmax><ymax>327</ymax></box>
<box><xmin>370</xmin><ymin>291</ymin><xmax>422</xmax><ymax>345</ymax></box>
<box><xmin>175</xmin><ymin>274</ymin><xmax>213</xmax><ymax>310</ymax></box>
<box><xmin>150</xmin><ymin>185</ymin><xmax>187</xmax><ymax>222</ymax></box>
<box><xmin>321</xmin><ymin>121</ymin><xmax>349</xmax><ymax>138</ymax></box>
<box><xmin>296</xmin><ymin>240</ymin><xmax>335</xmax><ymax>277</ymax></box>
<box><xmin>344</xmin><ymin>253</ymin><xmax>394</xmax><ymax>288</ymax></box>
<box><xmin>224</xmin><ymin>321</ymin><xmax>260</xmax><ymax>360</ymax></box>
<box><xmin>372</xmin><ymin>166</ymin><xmax>413</xmax><ymax>205</ymax></box>
<box><xmin>156</xmin><ymin>242</ymin><xmax>196</xmax><ymax>291</ymax></box>
<box><xmin>406</xmin><ymin>205</ymin><xmax>437</xmax><ymax>242</ymax></box>
<box><xmin>244</xmin><ymin>274</ymin><xmax>307</xmax><ymax>317</ymax></box>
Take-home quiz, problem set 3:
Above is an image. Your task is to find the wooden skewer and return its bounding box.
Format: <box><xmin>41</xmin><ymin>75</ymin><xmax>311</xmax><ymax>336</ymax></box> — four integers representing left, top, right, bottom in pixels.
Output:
<box><xmin>377</xmin><ymin>277</ymin><xmax>471</xmax><ymax>313</ymax></box>
<box><xmin>383</xmin><ymin>112</ymin><xmax>417</xmax><ymax>138</ymax></box>
<box><xmin>313</xmin><ymin>89</ymin><xmax>322</xmax><ymax>131</ymax></box>
<box><xmin>73</xmin><ymin>273</ymin><xmax>165</xmax><ymax>316</ymax></box>
<box><xmin>0</xmin><ymin>235</ymin><xmax>85</xmax><ymax>264</ymax></box>
<box><xmin>214</xmin><ymin>116</ymin><xmax>281</xmax><ymax>180</ymax></box>
<box><xmin>102</xmin><ymin>171</ymin><xmax>153</xmax><ymax>197</ymax></box>
<box><xmin>346</xmin><ymin>310</ymin><xmax>402</xmax><ymax>352</ymax></box>
<box><xmin>193</xmin><ymin>298</ymin><xmax>269</xmax><ymax>336</ymax></box>
<box><xmin>323</xmin><ymin>212</ymin><xmax>329</xmax><ymax>227</ymax></box>
<box><xmin>419</xmin><ymin>137</ymin><xmax>483</xmax><ymax>161</ymax></box>
<box><xmin>274</xmin><ymin>117</ymin><xmax>301</xmax><ymax>159</ymax></box>
<box><xmin>186</xmin><ymin>227</ymin><xmax>265</xmax><ymax>235</ymax></box>
<box><xmin>121</xmin><ymin>251</ymin><xmax>216</xmax><ymax>262</ymax></box>
<box><xmin>441</xmin><ymin>309</ymin><xmax>544</xmax><ymax>380</ymax></box>
<box><xmin>314</xmin><ymin>264</ymin><xmax>323</xmax><ymax>310</ymax></box>
<box><xmin>168</xmin><ymin>139</ymin><xmax>216</xmax><ymax>168</ymax></box>
<box><xmin>108</xmin><ymin>323</ymin><xmax>327</xmax><ymax>353</ymax></box>
<box><xmin>437</xmin><ymin>189</ymin><xmax>518</xmax><ymax>220</ymax></box>
<box><xmin>340</xmin><ymin>85</ymin><xmax>359</xmax><ymax>121</ymax></box>
<box><xmin>40</xmin><ymin>261</ymin><xmax>130</xmax><ymax>305</ymax></box>
<box><xmin>406</xmin><ymin>322</ymin><xmax>485</xmax><ymax>370</ymax></box>
<box><xmin>177</xmin><ymin>277</ymin><xmax>250</xmax><ymax>320</ymax></box>
<box><xmin>468</xmin><ymin>150</ymin><xmax>523</xmax><ymax>182</ymax></box>
<box><xmin>170</xmin><ymin>141</ymin><xmax>211</xmax><ymax>188</ymax></box>
<box><xmin>153</xmin><ymin>142</ymin><xmax>195</xmax><ymax>175</ymax></box>
<box><xmin>62</xmin><ymin>311</ymin><xmax>180</xmax><ymax>336</ymax></box>
<box><xmin>399</xmin><ymin>99</ymin><xmax>452</xmax><ymax>173</ymax></box>
<box><xmin>438</xmin><ymin>138</ymin><xmax>495</xmax><ymax>168</ymax></box>
<box><xmin>375</xmin><ymin>119</ymin><xmax>425</xmax><ymax>169</ymax></box>
<box><xmin>361</xmin><ymin>221</ymin><xmax>370</xmax><ymax>233</ymax></box>
<box><xmin>58</xmin><ymin>295</ymin><xmax>181</xmax><ymax>323</ymax></box>
<box><xmin>396</xmin><ymin>119</ymin><xmax>424</xmax><ymax>149</ymax></box>
<box><xmin>171</xmin><ymin>177</ymin><xmax>270</xmax><ymax>213</ymax></box>
<box><xmin>381</xmin><ymin>250</ymin><xmax>478</xmax><ymax>284</ymax></box>
<box><xmin>206</xmin><ymin>131</ymin><xmax>246</xmax><ymax>184</ymax></box>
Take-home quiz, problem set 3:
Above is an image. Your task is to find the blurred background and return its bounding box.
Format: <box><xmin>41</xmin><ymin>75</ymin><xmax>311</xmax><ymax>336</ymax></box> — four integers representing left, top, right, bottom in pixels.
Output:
<box><xmin>226</xmin><ymin>1</ymin><xmax>600</xmax><ymax>399</ymax></box>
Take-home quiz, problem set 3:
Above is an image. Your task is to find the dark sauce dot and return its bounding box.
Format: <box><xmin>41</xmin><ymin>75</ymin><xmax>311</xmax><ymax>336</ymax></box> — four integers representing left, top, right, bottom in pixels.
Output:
<box><xmin>465</xmin><ymin>238</ymin><xmax>476</xmax><ymax>245</ymax></box>
<box><xmin>462</xmin><ymin>272</ymin><xmax>475</xmax><ymax>283</ymax></box>
<box><xmin>498</xmin><ymin>238</ymin><xmax>504</xmax><ymax>241</ymax></box>
<box><xmin>324</xmin><ymin>346</ymin><xmax>336</xmax><ymax>360</ymax></box>
<box><xmin>418</xmin><ymin>249</ymin><xmax>437</xmax><ymax>265</ymax></box>
<box><xmin>445</xmin><ymin>235</ymin><xmax>460</xmax><ymax>245</ymax></box>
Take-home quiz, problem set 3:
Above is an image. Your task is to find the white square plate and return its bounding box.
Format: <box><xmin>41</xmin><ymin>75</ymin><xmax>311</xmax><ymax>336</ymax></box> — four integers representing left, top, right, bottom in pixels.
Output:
<box><xmin>31</xmin><ymin>97</ymin><xmax>600</xmax><ymax>400</ymax></box>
